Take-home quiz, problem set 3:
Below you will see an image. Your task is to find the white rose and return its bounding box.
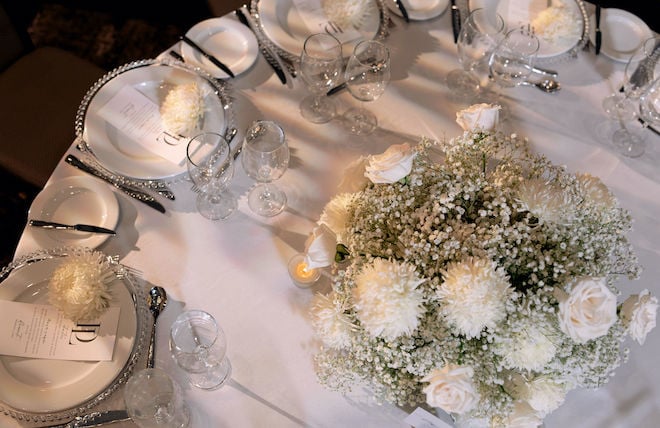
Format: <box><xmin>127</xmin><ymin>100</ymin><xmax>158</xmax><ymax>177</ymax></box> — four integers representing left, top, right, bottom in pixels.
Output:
<box><xmin>455</xmin><ymin>103</ymin><xmax>501</xmax><ymax>132</ymax></box>
<box><xmin>557</xmin><ymin>277</ymin><xmax>617</xmax><ymax>343</ymax></box>
<box><xmin>421</xmin><ymin>365</ymin><xmax>479</xmax><ymax>414</ymax></box>
<box><xmin>365</xmin><ymin>143</ymin><xmax>415</xmax><ymax>184</ymax></box>
<box><xmin>303</xmin><ymin>224</ymin><xmax>337</xmax><ymax>269</ymax></box>
<box><xmin>621</xmin><ymin>289</ymin><xmax>658</xmax><ymax>345</ymax></box>
<box><xmin>337</xmin><ymin>155</ymin><xmax>370</xmax><ymax>194</ymax></box>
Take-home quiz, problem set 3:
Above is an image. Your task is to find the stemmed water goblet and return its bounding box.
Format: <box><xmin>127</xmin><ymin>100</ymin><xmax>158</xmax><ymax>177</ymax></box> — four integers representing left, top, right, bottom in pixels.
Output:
<box><xmin>488</xmin><ymin>26</ymin><xmax>540</xmax><ymax>90</ymax></box>
<box><xmin>241</xmin><ymin>120</ymin><xmax>290</xmax><ymax>217</ymax></box>
<box><xmin>446</xmin><ymin>8</ymin><xmax>506</xmax><ymax>100</ymax></box>
<box><xmin>169</xmin><ymin>310</ymin><xmax>232</xmax><ymax>391</ymax></box>
<box><xmin>342</xmin><ymin>40</ymin><xmax>390</xmax><ymax>136</ymax></box>
<box><xmin>639</xmin><ymin>77</ymin><xmax>660</xmax><ymax>128</ymax></box>
<box><xmin>186</xmin><ymin>132</ymin><xmax>237</xmax><ymax>221</ymax></box>
<box><xmin>299</xmin><ymin>33</ymin><xmax>343</xmax><ymax>124</ymax></box>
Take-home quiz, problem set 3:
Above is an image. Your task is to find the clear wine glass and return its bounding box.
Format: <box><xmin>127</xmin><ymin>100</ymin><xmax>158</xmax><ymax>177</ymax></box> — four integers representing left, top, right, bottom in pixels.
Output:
<box><xmin>602</xmin><ymin>35</ymin><xmax>660</xmax><ymax>122</ymax></box>
<box><xmin>241</xmin><ymin>120</ymin><xmax>290</xmax><ymax>217</ymax></box>
<box><xmin>488</xmin><ymin>26</ymin><xmax>540</xmax><ymax>89</ymax></box>
<box><xmin>299</xmin><ymin>33</ymin><xmax>343</xmax><ymax>124</ymax></box>
<box><xmin>446</xmin><ymin>8</ymin><xmax>506</xmax><ymax>100</ymax></box>
<box><xmin>186</xmin><ymin>132</ymin><xmax>236</xmax><ymax>220</ymax></box>
<box><xmin>170</xmin><ymin>310</ymin><xmax>232</xmax><ymax>391</ymax></box>
<box><xmin>639</xmin><ymin>77</ymin><xmax>660</xmax><ymax>128</ymax></box>
<box><xmin>342</xmin><ymin>40</ymin><xmax>390</xmax><ymax>136</ymax></box>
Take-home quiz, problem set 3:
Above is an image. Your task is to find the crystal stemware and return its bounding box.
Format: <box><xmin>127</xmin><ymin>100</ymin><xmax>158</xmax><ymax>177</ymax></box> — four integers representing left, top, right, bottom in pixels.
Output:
<box><xmin>241</xmin><ymin>120</ymin><xmax>290</xmax><ymax>217</ymax></box>
<box><xmin>124</xmin><ymin>368</ymin><xmax>190</xmax><ymax>428</ymax></box>
<box><xmin>446</xmin><ymin>8</ymin><xmax>506</xmax><ymax>100</ymax></box>
<box><xmin>602</xmin><ymin>35</ymin><xmax>660</xmax><ymax>122</ymax></box>
<box><xmin>342</xmin><ymin>40</ymin><xmax>391</xmax><ymax>136</ymax></box>
<box><xmin>639</xmin><ymin>77</ymin><xmax>660</xmax><ymax>128</ymax></box>
<box><xmin>299</xmin><ymin>33</ymin><xmax>343</xmax><ymax>124</ymax></box>
<box><xmin>169</xmin><ymin>310</ymin><xmax>232</xmax><ymax>391</ymax></box>
<box><xmin>488</xmin><ymin>26</ymin><xmax>540</xmax><ymax>89</ymax></box>
<box><xmin>186</xmin><ymin>132</ymin><xmax>237</xmax><ymax>220</ymax></box>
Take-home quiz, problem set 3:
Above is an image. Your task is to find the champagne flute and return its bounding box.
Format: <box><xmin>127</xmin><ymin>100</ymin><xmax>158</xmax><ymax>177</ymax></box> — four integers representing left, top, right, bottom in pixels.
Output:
<box><xmin>241</xmin><ymin>120</ymin><xmax>290</xmax><ymax>217</ymax></box>
<box><xmin>602</xmin><ymin>35</ymin><xmax>660</xmax><ymax>122</ymax></box>
<box><xmin>342</xmin><ymin>40</ymin><xmax>390</xmax><ymax>136</ymax></box>
<box><xmin>488</xmin><ymin>26</ymin><xmax>540</xmax><ymax>89</ymax></box>
<box><xmin>446</xmin><ymin>8</ymin><xmax>506</xmax><ymax>100</ymax></box>
<box><xmin>170</xmin><ymin>310</ymin><xmax>231</xmax><ymax>390</ymax></box>
<box><xmin>299</xmin><ymin>33</ymin><xmax>343</xmax><ymax>124</ymax></box>
<box><xmin>186</xmin><ymin>132</ymin><xmax>237</xmax><ymax>221</ymax></box>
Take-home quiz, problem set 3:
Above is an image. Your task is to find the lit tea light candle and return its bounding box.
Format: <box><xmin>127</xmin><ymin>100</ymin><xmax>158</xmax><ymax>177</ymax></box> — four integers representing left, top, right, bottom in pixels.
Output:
<box><xmin>287</xmin><ymin>253</ymin><xmax>321</xmax><ymax>288</ymax></box>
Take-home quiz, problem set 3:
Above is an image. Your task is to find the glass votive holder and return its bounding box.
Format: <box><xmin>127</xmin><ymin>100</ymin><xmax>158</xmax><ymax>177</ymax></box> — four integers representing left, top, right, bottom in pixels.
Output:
<box><xmin>287</xmin><ymin>253</ymin><xmax>321</xmax><ymax>288</ymax></box>
<box><xmin>124</xmin><ymin>368</ymin><xmax>190</xmax><ymax>428</ymax></box>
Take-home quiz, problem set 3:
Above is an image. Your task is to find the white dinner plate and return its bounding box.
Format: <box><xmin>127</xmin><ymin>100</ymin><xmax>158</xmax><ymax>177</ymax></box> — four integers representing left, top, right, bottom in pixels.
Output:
<box><xmin>28</xmin><ymin>176</ymin><xmax>119</xmax><ymax>250</ymax></box>
<box><xmin>589</xmin><ymin>8</ymin><xmax>653</xmax><ymax>63</ymax></box>
<box><xmin>386</xmin><ymin>0</ymin><xmax>450</xmax><ymax>21</ymax></box>
<box><xmin>258</xmin><ymin>0</ymin><xmax>385</xmax><ymax>58</ymax></box>
<box><xmin>80</xmin><ymin>61</ymin><xmax>229</xmax><ymax>180</ymax></box>
<box><xmin>469</xmin><ymin>0</ymin><xmax>585</xmax><ymax>60</ymax></box>
<box><xmin>182</xmin><ymin>17</ymin><xmax>259</xmax><ymax>79</ymax></box>
<box><xmin>0</xmin><ymin>249</ymin><xmax>144</xmax><ymax>417</ymax></box>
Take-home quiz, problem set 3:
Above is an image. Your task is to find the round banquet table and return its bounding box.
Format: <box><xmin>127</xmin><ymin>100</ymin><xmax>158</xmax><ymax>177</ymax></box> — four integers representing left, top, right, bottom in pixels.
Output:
<box><xmin>4</xmin><ymin>3</ymin><xmax>660</xmax><ymax>428</ymax></box>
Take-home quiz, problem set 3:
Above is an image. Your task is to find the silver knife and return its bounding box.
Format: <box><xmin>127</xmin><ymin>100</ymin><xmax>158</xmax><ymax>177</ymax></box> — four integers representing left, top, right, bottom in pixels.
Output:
<box><xmin>65</xmin><ymin>155</ymin><xmax>166</xmax><ymax>214</ymax></box>
<box><xmin>69</xmin><ymin>410</ymin><xmax>131</xmax><ymax>427</ymax></box>
<box><xmin>29</xmin><ymin>219</ymin><xmax>116</xmax><ymax>235</ymax></box>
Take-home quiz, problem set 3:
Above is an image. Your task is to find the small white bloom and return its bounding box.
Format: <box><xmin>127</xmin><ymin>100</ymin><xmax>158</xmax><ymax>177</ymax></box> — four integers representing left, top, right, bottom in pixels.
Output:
<box><xmin>322</xmin><ymin>0</ymin><xmax>375</xmax><ymax>29</ymax></box>
<box><xmin>304</xmin><ymin>224</ymin><xmax>337</xmax><ymax>269</ymax></box>
<box><xmin>503</xmin><ymin>401</ymin><xmax>543</xmax><ymax>428</ymax></box>
<box><xmin>311</xmin><ymin>292</ymin><xmax>354</xmax><ymax>349</ymax></box>
<box><xmin>337</xmin><ymin>155</ymin><xmax>370</xmax><ymax>194</ymax></box>
<box><xmin>160</xmin><ymin>82</ymin><xmax>204</xmax><ymax>136</ymax></box>
<box><xmin>455</xmin><ymin>103</ymin><xmax>501</xmax><ymax>132</ymax></box>
<box><xmin>496</xmin><ymin>321</ymin><xmax>557</xmax><ymax>371</ymax></box>
<box><xmin>511</xmin><ymin>374</ymin><xmax>568</xmax><ymax>417</ymax></box>
<box><xmin>557</xmin><ymin>277</ymin><xmax>617</xmax><ymax>343</ymax></box>
<box><xmin>621</xmin><ymin>289</ymin><xmax>658</xmax><ymax>345</ymax></box>
<box><xmin>576</xmin><ymin>173</ymin><xmax>616</xmax><ymax>209</ymax></box>
<box><xmin>422</xmin><ymin>365</ymin><xmax>479</xmax><ymax>414</ymax></box>
<box><xmin>319</xmin><ymin>193</ymin><xmax>357</xmax><ymax>241</ymax></box>
<box><xmin>365</xmin><ymin>143</ymin><xmax>415</xmax><ymax>184</ymax></box>
<box><xmin>437</xmin><ymin>258</ymin><xmax>513</xmax><ymax>338</ymax></box>
<box><xmin>517</xmin><ymin>178</ymin><xmax>575</xmax><ymax>225</ymax></box>
<box><xmin>353</xmin><ymin>259</ymin><xmax>426</xmax><ymax>340</ymax></box>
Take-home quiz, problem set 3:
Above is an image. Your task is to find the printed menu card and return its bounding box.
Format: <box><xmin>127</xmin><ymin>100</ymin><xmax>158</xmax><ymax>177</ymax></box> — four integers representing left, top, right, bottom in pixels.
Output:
<box><xmin>0</xmin><ymin>300</ymin><xmax>120</xmax><ymax>361</ymax></box>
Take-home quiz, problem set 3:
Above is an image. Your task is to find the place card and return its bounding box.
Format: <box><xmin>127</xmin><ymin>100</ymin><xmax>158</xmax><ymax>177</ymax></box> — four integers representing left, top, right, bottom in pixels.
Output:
<box><xmin>291</xmin><ymin>0</ymin><xmax>363</xmax><ymax>44</ymax></box>
<box><xmin>0</xmin><ymin>300</ymin><xmax>121</xmax><ymax>361</ymax></box>
<box><xmin>97</xmin><ymin>85</ymin><xmax>187</xmax><ymax>165</ymax></box>
<box><xmin>404</xmin><ymin>407</ymin><xmax>454</xmax><ymax>428</ymax></box>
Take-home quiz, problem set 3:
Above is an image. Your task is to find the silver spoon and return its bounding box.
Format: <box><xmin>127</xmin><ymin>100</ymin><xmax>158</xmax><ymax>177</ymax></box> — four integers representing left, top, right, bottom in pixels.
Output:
<box><xmin>146</xmin><ymin>286</ymin><xmax>168</xmax><ymax>368</ymax></box>
<box><xmin>520</xmin><ymin>78</ymin><xmax>561</xmax><ymax>93</ymax></box>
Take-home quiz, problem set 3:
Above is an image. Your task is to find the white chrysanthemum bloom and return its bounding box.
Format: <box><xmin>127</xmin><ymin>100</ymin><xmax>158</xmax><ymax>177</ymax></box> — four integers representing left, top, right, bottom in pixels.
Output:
<box><xmin>311</xmin><ymin>292</ymin><xmax>354</xmax><ymax>349</ymax></box>
<box><xmin>304</xmin><ymin>223</ymin><xmax>337</xmax><ymax>269</ymax></box>
<box><xmin>437</xmin><ymin>258</ymin><xmax>513</xmax><ymax>338</ymax></box>
<box><xmin>556</xmin><ymin>277</ymin><xmax>617</xmax><ymax>343</ymax></box>
<box><xmin>511</xmin><ymin>374</ymin><xmax>568</xmax><ymax>417</ymax></box>
<box><xmin>517</xmin><ymin>178</ymin><xmax>574</xmax><ymax>225</ymax></box>
<box><xmin>455</xmin><ymin>103</ymin><xmax>501</xmax><ymax>132</ymax></box>
<box><xmin>160</xmin><ymin>82</ymin><xmax>204</xmax><ymax>136</ymax></box>
<box><xmin>365</xmin><ymin>143</ymin><xmax>416</xmax><ymax>184</ymax></box>
<box><xmin>422</xmin><ymin>365</ymin><xmax>479</xmax><ymax>414</ymax></box>
<box><xmin>496</xmin><ymin>321</ymin><xmax>557</xmax><ymax>371</ymax></box>
<box><xmin>337</xmin><ymin>155</ymin><xmax>370</xmax><ymax>194</ymax></box>
<box><xmin>502</xmin><ymin>401</ymin><xmax>543</xmax><ymax>428</ymax></box>
<box><xmin>322</xmin><ymin>0</ymin><xmax>375</xmax><ymax>29</ymax></box>
<box><xmin>319</xmin><ymin>193</ymin><xmax>357</xmax><ymax>241</ymax></box>
<box><xmin>576</xmin><ymin>173</ymin><xmax>616</xmax><ymax>209</ymax></box>
<box><xmin>621</xmin><ymin>289</ymin><xmax>658</xmax><ymax>345</ymax></box>
<box><xmin>48</xmin><ymin>251</ymin><xmax>115</xmax><ymax>321</ymax></box>
<box><xmin>353</xmin><ymin>259</ymin><xmax>426</xmax><ymax>340</ymax></box>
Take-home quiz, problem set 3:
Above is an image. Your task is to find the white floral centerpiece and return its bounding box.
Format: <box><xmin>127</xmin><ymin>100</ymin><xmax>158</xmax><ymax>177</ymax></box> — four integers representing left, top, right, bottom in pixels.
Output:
<box><xmin>305</xmin><ymin>104</ymin><xmax>657</xmax><ymax>427</ymax></box>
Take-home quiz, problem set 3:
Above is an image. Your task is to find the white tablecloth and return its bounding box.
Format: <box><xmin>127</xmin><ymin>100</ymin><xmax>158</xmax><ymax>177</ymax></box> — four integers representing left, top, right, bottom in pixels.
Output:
<box><xmin>4</xmin><ymin>5</ymin><xmax>660</xmax><ymax>428</ymax></box>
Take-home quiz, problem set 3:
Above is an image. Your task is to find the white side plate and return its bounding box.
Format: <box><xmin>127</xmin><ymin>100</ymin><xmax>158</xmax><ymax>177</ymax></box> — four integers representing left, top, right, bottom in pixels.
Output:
<box><xmin>589</xmin><ymin>8</ymin><xmax>653</xmax><ymax>62</ymax></box>
<box><xmin>387</xmin><ymin>0</ymin><xmax>450</xmax><ymax>21</ymax></box>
